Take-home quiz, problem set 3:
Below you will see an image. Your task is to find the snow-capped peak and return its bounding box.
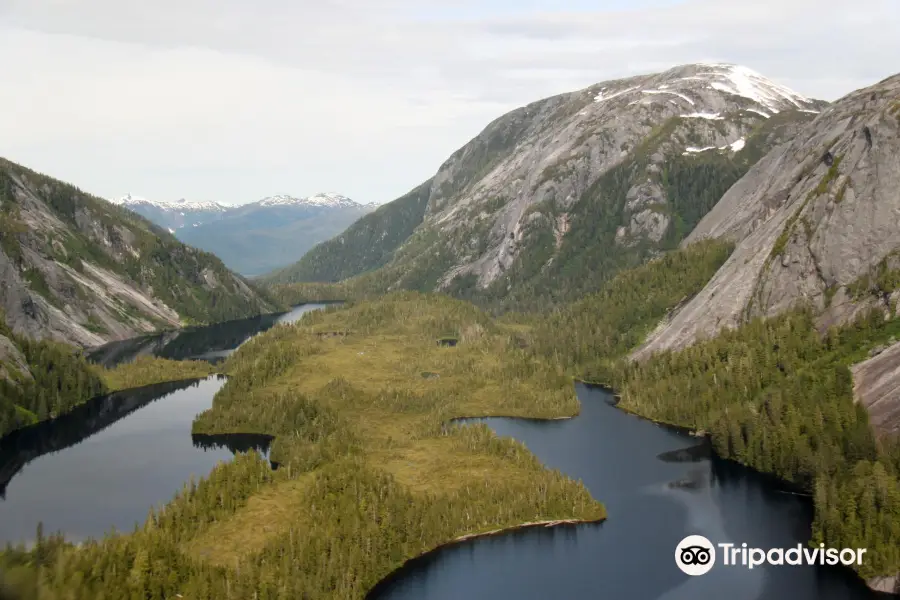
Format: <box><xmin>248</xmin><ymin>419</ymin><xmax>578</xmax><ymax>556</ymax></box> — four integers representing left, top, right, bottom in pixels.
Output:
<box><xmin>590</xmin><ymin>63</ymin><xmax>818</xmax><ymax>117</ymax></box>
<box><xmin>112</xmin><ymin>194</ymin><xmax>227</xmax><ymax>212</ymax></box>
<box><xmin>256</xmin><ymin>193</ymin><xmax>358</xmax><ymax>208</ymax></box>
<box><xmin>693</xmin><ymin>63</ymin><xmax>813</xmax><ymax>113</ymax></box>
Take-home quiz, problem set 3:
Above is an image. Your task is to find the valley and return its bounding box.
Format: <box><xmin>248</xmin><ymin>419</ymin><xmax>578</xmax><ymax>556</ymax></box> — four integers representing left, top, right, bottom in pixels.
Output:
<box><xmin>117</xmin><ymin>193</ymin><xmax>376</xmax><ymax>277</ymax></box>
<box><xmin>1</xmin><ymin>60</ymin><xmax>900</xmax><ymax>600</ymax></box>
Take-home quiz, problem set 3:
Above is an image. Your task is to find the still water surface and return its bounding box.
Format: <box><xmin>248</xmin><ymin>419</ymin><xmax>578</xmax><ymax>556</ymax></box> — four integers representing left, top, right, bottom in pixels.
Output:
<box><xmin>370</xmin><ymin>384</ymin><xmax>884</xmax><ymax>600</ymax></box>
<box><xmin>1</xmin><ymin>306</ymin><xmax>888</xmax><ymax>598</ymax></box>
<box><xmin>87</xmin><ymin>302</ymin><xmax>332</xmax><ymax>367</ymax></box>
<box><xmin>0</xmin><ymin>303</ymin><xmax>325</xmax><ymax>545</ymax></box>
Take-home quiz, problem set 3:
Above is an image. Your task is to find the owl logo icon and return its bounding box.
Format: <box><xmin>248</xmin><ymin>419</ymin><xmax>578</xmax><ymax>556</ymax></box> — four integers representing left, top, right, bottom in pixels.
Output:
<box><xmin>675</xmin><ymin>535</ymin><xmax>716</xmax><ymax>575</ymax></box>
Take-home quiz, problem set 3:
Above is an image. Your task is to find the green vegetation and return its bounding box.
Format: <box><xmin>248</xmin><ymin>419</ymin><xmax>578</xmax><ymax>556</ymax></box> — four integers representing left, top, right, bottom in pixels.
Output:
<box><xmin>261</xmin><ymin>109</ymin><xmax>816</xmax><ymax>317</ymax></box>
<box><xmin>0</xmin><ymin>157</ymin><xmax>277</xmax><ymax>326</ymax></box>
<box><xmin>0</xmin><ymin>320</ymin><xmax>106</xmax><ymax>438</ymax></box>
<box><xmin>263</xmin><ymin>179</ymin><xmax>433</xmax><ymax>284</ymax></box>
<box><xmin>266</xmin><ymin>282</ymin><xmax>353</xmax><ymax>306</ymax></box>
<box><xmin>525</xmin><ymin>239</ymin><xmax>734</xmax><ymax>376</ymax></box>
<box><xmin>0</xmin><ymin>294</ymin><xmax>604</xmax><ymax>599</ymax></box>
<box><xmin>607</xmin><ymin>308</ymin><xmax>900</xmax><ymax>578</ymax></box>
<box><xmin>0</xmin><ymin>321</ymin><xmax>217</xmax><ymax>439</ymax></box>
<box><xmin>93</xmin><ymin>356</ymin><xmax>217</xmax><ymax>392</ymax></box>
<box><xmin>766</xmin><ymin>154</ymin><xmax>843</xmax><ymax>266</ymax></box>
<box><xmin>5</xmin><ymin>231</ymin><xmax>900</xmax><ymax>591</ymax></box>
<box><xmin>847</xmin><ymin>250</ymin><xmax>900</xmax><ymax>300</ymax></box>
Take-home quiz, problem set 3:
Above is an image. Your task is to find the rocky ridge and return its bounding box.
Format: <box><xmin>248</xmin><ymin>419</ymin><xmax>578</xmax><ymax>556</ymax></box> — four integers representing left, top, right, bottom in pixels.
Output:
<box><xmin>0</xmin><ymin>158</ymin><xmax>276</xmax><ymax>349</ymax></box>
<box><xmin>278</xmin><ymin>63</ymin><xmax>825</xmax><ymax>306</ymax></box>
<box><xmin>633</xmin><ymin>73</ymin><xmax>900</xmax><ymax>360</ymax></box>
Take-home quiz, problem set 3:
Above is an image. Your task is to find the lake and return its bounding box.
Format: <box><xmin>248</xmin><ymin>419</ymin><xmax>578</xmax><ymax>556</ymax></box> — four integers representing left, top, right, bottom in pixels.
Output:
<box><xmin>369</xmin><ymin>383</ymin><xmax>885</xmax><ymax>600</ymax></box>
<box><xmin>1</xmin><ymin>308</ymin><xmax>889</xmax><ymax>598</ymax></box>
<box><xmin>0</xmin><ymin>303</ymin><xmax>326</xmax><ymax>546</ymax></box>
<box><xmin>87</xmin><ymin>302</ymin><xmax>333</xmax><ymax>367</ymax></box>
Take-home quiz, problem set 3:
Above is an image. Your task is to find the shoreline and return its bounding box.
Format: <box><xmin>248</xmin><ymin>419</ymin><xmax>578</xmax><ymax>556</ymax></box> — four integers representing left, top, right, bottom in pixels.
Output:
<box><xmin>576</xmin><ymin>379</ymin><xmax>898</xmax><ymax>596</ymax></box>
<box><xmin>449</xmin><ymin>517</ymin><xmax>605</xmax><ymax>544</ymax></box>
<box><xmin>0</xmin><ymin>375</ymin><xmax>220</xmax><ymax>446</ymax></box>
<box><xmin>365</xmin><ymin>516</ymin><xmax>605</xmax><ymax>599</ymax></box>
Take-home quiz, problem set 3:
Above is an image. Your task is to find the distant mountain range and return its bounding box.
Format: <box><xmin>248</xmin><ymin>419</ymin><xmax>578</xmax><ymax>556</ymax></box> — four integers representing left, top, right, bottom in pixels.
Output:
<box><xmin>112</xmin><ymin>193</ymin><xmax>376</xmax><ymax>276</ymax></box>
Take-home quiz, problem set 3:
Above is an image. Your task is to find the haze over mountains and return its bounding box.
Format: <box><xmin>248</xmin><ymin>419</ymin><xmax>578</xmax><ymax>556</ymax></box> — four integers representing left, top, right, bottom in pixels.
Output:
<box><xmin>114</xmin><ymin>192</ymin><xmax>376</xmax><ymax>276</ymax></box>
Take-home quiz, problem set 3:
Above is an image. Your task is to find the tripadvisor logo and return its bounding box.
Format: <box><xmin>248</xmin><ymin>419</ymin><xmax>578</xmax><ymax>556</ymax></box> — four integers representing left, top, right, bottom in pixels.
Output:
<box><xmin>675</xmin><ymin>535</ymin><xmax>868</xmax><ymax>576</ymax></box>
<box><xmin>676</xmin><ymin>535</ymin><xmax>716</xmax><ymax>576</ymax></box>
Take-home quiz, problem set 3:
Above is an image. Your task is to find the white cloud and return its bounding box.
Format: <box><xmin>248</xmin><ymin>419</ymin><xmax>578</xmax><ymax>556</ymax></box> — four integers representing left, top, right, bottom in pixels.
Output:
<box><xmin>0</xmin><ymin>0</ymin><xmax>897</xmax><ymax>205</ymax></box>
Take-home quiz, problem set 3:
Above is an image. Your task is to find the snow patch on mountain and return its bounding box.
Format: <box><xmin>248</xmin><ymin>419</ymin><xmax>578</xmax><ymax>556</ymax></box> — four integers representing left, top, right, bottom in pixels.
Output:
<box><xmin>682</xmin><ymin>112</ymin><xmax>724</xmax><ymax>120</ymax></box>
<box><xmin>642</xmin><ymin>89</ymin><xmax>695</xmax><ymax>106</ymax></box>
<box><xmin>697</xmin><ymin>63</ymin><xmax>810</xmax><ymax>113</ymax></box>
<box><xmin>112</xmin><ymin>194</ymin><xmax>228</xmax><ymax>213</ymax></box>
<box><xmin>747</xmin><ymin>108</ymin><xmax>771</xmax><ymax>119</ymax></box>
<box><xmin>682</xmin><ymin>137</ymin><xmax>746</xmax><ymax>155</ymax></box>
<box><xmin>593</xmin><ymin>86</ymin><xmax>639</xmax><ymax>103</ymax></box>
<box><xmin>729</xmin><ymin>138</ymin><xmax>746</xmax><ymax>152</ymax></box>
<box><xmin>255</xmin><ymin>193</ymin><xmax>359</xmax><ymax>208</ymax></box>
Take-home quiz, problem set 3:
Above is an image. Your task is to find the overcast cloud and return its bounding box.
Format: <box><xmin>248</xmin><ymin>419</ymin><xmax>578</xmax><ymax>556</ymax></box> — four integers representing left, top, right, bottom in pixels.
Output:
<box><xmin>1</xmin><ymin>0</ymin><xmax>897</xmax><ymax>205</ymax></box>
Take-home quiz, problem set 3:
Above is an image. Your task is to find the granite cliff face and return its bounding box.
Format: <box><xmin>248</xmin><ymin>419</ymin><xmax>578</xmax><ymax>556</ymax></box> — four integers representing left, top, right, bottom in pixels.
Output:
<box><xmin>633</xmin><ymin>73</ymin><xmax>900</xmax><ymax>360</ymax></box>
<box><xmin>276</xmin><ymin>63</ymin><xmax>824</xmax><ymax>306</ymax></box>
<box><xmin>0</xmin><ymin>158</ymin><xmax>276</xmax><ymax>349</ymax></box>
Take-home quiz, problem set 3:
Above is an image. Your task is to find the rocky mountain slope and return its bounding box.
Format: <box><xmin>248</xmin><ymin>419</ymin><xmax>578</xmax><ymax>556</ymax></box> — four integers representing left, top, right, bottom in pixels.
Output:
<box><xmin>263</xmin><ymin>180</ymin><xmax>433</xmax><ymax>284</ymax></box>
<box><xmin>112</xmin><ymin>194</ymin><xmax>229</xmax><ymax>232</ymax></box>
<box><xmin>0</xmin><ymin>157</ymin><xmax>276</xmax><ymax>349</ymax></box>
<box><xmin>633</xmin><ymin>72</ymin><xmax>900</xmax><ymax>360</ymax></box>
<box><xmin>273</xmin><ymin>63</ymin><xmax>826</xmax><ymax>308</ymax></box>
<box><xmin>178</xmin><ymin>194</ymin><xmax>375</xmax><ymax>276</ymax></box>
<box><xmin>118</xmin><ymin>192</ymin><xmax>375</xmax><ymax>276</ymax></box>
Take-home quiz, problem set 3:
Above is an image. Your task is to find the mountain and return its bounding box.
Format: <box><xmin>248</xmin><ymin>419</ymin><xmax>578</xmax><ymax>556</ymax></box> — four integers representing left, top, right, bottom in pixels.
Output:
<box><xmin>261</xmin><ymin>181</ymin><xmax>433</xmax><ymax>284</ymax></box>
<box><xmin>268</xmin><ymin>63</ymin><xmax>827</xmax><ymax>308</ymax></box>
<box><xmin>633</xmin><ymin>72</ymin><xmax>900</xmax><ymax>362</ymax></box>
<box><xmin>114</xmin><ymin>192</ymin><xmax>376</xmax><ymax>276</ymax></box>
<box><xmin>0</xmin><ymin>157</ymin><xmax>277</xmax><ymax>349</ymax></box>
<box><xmin>112</xmin><ymin>194</ymin><xmax>229</xmax><ymax>232</ymax></box>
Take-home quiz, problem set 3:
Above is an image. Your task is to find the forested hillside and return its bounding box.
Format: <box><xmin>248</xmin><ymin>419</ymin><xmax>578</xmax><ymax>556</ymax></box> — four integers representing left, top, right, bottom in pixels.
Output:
<box><xmin>613</xmin><ymin>308</ymin><xmax>900</xmax><ymax>580</ymax></box>
<box><xmin>0</xmin><ymin>157</ymin><xmax>277</xmax><ymax>348</ymax></box>
<box><xmin>263</xmin><ymin>179</ymin><xmax>433</xmax><ymax>284</ymax></box>
<box><xmin>0</xmin><ymin>317</ymin><xmax>106</xmax><ymax>438</ymax></box>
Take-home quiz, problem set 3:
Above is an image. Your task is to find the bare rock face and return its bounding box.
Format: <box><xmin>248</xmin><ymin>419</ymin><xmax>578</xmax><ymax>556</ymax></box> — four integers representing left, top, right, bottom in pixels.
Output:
<box><xmin>852</xmin><ymin>339</ymin><xmax>900</xmax><ymax>436</ymax></box>
<box><xmin>0</xmin><ymin>334</ymin><xmax>30</xmax><ymax>382</ymax></box>
<box><xmin>633</xmin><ymin>73</ymin><xmax>900</xmax><ymax>361</ymax></box>
<box><xmin>284</xmin><ymin>63</ymin><xmax>823</xmax><ymax>301</ymax></box>
<box><xmin>417</xmin><ymin>63</ymin><xmax>822</xmax><ymax>292</ymax></box>
<box><xmin>0</xmin><ymin>158</ymin><xmax>275</xmax><ymax>348</ymax></box>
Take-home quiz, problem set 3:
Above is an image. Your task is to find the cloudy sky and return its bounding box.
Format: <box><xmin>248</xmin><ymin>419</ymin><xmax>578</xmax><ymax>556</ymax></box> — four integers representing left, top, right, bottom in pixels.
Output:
<box><xmin>2</xmin><ymin>0</ymin><xmax>898</xmax><ymax>206</ymax></box>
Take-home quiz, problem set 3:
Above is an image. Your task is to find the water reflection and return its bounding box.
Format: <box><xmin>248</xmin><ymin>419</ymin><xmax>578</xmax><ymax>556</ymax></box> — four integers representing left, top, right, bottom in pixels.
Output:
<box><xmin>192</xmin><ymin>433</ymin><xmax>274</xmax><ymax>457</ymax></box>
<box><xmin>87</xmin><ymin>303</ymin><xmax>333</xmax><ymax>368</ymax></box>
<box><xmin>371</xmin><ymin>384</ymin><xmax>884</xmax><ymax>600</ymax></box>
<box><xmin>0</xmin><ymin>377</ymin><xmax>233</xmax><ymax>545</ymax></box>
<box><xmin>0</xmin><ymin>303</ymin><xmax>333</xmax><ymax>547</ymax></box>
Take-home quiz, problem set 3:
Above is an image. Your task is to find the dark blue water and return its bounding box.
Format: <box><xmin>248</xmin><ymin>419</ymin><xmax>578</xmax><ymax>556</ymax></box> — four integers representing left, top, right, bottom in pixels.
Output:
<box><xmin>0</xmin><ymin>303</ymin><xmax>326</xmax><ymax>546</ymax></box>
<box><xmin>0</xmin><ymin>376</ymin><xmax>238</xmax><ymax>545</ymax></box>
<box><xmin>87</xmin><ymin>302</ymin><xmax>332</xmax><ymax>367</ymax></box>
<box><xmin>371</xmin><ymin>384</ymin><xmax>884</xmax><ymax>600</ymax></box>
